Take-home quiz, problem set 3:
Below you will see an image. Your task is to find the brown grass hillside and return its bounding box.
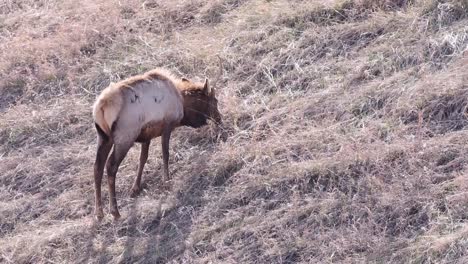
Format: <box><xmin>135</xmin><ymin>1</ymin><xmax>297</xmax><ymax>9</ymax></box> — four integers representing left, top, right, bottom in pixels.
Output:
<box><xmin>1</xmin><ymin>0</ymin><xmax>468</xmax><ymax>263</ymax></box>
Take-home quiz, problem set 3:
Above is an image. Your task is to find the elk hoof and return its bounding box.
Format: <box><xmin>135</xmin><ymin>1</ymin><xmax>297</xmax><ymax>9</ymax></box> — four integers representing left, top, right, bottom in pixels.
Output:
<box><xmin>94</xmin><ymin>209</ymin><xmax>104</xmax><ymax>221</ymax></box>
<box><xmin>163</xmin><ymin>175</ymin><xmax>172</xmax><ymax>185</ymax></box>
<box><xmin>111</xmin><ymin>211</ymin><xmax>121</xmax><ymax>221</ymax></box>
<box><xmin>130</xmin><ymin>186</ymin><xmax>141</xmax><ymax>198</ymax></box>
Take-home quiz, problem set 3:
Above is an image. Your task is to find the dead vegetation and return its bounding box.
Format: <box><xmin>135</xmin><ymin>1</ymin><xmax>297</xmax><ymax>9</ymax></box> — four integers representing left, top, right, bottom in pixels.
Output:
<box><xmin>0</xmin><ymin>0</ymin><xmax>468</xmax><ymax>263</ymax></box>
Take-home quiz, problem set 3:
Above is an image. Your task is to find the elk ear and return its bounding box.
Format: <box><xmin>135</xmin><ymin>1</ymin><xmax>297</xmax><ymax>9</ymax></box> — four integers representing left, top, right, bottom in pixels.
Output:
<box><xmin>204</xmin><ymin>78</ymin><xmax>211</xmax><ymax>95</ymax></box>
<box><xmin>211</xmin><ymin>86</ymin><xmax>216</xmax><ymax>97</ymax></box>
<box><xmin>181</xmin><ymin>77</ymin><xmax>190</xmax><ymax>82</ymax></box>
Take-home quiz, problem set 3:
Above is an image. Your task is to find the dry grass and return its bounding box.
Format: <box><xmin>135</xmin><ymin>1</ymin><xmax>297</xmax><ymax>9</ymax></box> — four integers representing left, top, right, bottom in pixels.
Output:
<box><xmin>1</xmin><ymin>0</ymin><xmax>468</xmax><ymax>263</ymax></box>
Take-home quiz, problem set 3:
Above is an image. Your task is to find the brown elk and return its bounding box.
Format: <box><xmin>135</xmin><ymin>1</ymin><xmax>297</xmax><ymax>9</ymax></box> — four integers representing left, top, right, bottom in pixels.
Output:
<box><xmin>92</xmin><ymin>68</ymin><xmax>221</xmax><ymax>220</ymax></box>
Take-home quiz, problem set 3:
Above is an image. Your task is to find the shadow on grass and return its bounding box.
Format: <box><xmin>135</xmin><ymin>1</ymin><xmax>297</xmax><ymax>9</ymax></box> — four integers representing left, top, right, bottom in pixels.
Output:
<box><xmin>117</xmin><ymin>155</ymin><xmax>212</xmax><ymax>263</ymax></box>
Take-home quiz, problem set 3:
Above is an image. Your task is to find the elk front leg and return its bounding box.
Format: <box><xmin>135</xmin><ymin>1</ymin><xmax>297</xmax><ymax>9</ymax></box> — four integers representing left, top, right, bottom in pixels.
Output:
<box><xmin>161</xmin><ymin>126</ymin><xmax>173</xmax><ymax>182</ymax></box>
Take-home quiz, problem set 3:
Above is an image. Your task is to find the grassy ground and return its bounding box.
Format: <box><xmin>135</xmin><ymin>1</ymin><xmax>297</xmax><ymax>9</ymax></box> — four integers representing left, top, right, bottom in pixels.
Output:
<box><xmin>1</xmin><ymin>0</ymin><xmax>468</xmax><ymax>263</ymax></box>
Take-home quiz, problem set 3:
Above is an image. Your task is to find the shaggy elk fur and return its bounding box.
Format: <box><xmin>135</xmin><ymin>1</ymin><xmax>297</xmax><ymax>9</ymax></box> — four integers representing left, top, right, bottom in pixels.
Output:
<box><xmin>92</xmin><ymin>68</ymin><xmax>221</xmax><ymax>220</ymax></box>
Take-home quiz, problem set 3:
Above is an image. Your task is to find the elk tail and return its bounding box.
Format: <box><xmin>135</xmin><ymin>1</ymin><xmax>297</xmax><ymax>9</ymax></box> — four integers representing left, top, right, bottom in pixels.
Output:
<box><xmin>92</xmin><ymin>89</ymin><xmax>123</xmax><ymax>137</ymax></box>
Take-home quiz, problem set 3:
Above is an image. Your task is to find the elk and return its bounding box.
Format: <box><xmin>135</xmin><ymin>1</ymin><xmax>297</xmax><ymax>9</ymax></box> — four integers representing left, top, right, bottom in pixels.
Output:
<box><xmin>92</xmin><ymin>68</ymin><xmax>221</xmax><ymax>220</ymax></box>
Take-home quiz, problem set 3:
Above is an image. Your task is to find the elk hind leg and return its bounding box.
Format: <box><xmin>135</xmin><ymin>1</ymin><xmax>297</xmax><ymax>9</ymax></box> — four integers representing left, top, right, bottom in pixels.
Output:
<box><xmin>106</xmin><ymin>141</ymin><xmax>133</xmax><ymax>220</ymax></box>
<box><xmin>131</xmin><ymin>141</ymin><xmax>150</xmax><ymax>197</ymax></box>
<box><xmin>93</xmin><ymin>130</ymin><xmax>113</xmax><ymax>221</ymax></box>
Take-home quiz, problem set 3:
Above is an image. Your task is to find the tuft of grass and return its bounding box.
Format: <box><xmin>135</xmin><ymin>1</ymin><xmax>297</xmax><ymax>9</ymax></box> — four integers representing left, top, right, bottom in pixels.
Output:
<box><xmin>420</xmin><ymin>0</ymin><xmax>468</xmax><ymax>29</ymax></box>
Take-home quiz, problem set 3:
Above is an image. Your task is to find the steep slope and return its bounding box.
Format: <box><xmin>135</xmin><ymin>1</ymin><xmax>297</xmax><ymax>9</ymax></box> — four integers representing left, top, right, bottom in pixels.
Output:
<box><xmin>0</xmin><ymin>0</ymin><xmax>467</xmax><ymax>263</ymax></box>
